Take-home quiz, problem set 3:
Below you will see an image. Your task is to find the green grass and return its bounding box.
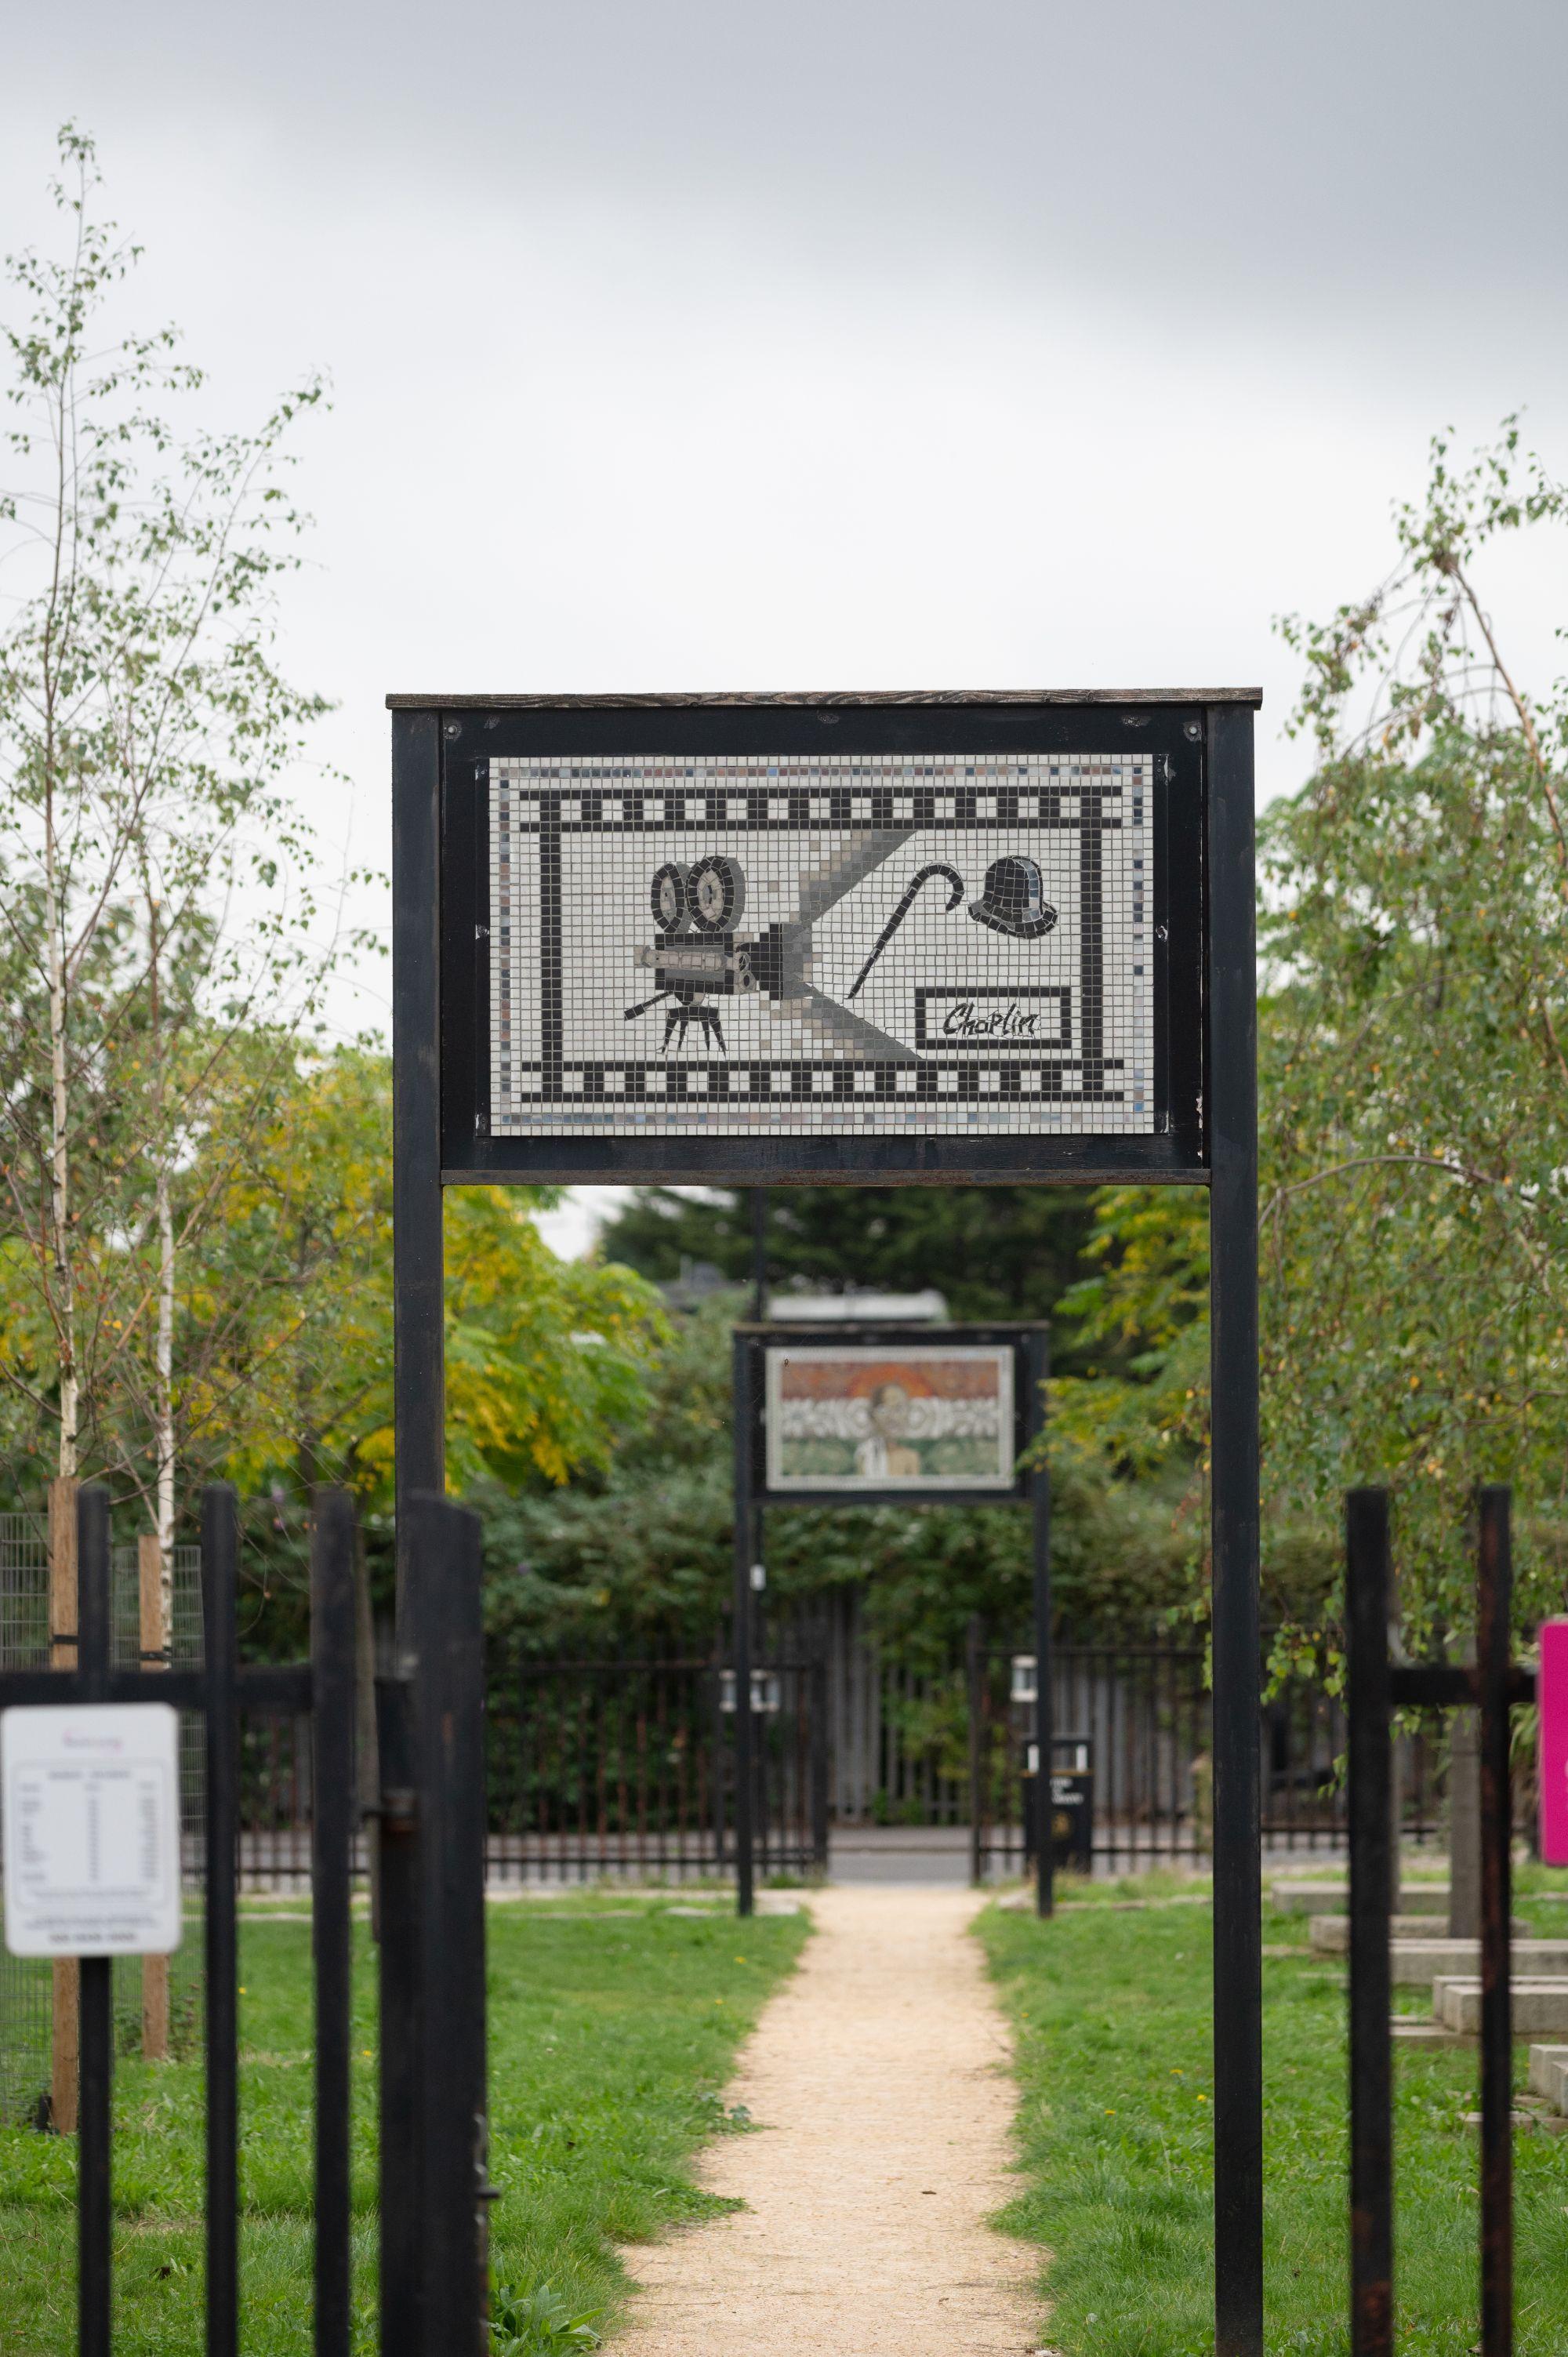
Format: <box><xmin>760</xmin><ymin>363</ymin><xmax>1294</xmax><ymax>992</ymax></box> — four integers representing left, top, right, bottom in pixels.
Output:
<box><xmin>0</xmin><ymin>1893</ymin><xmax>807</xmax><ymax>2355</ymax></box>
<box><xmin>980</xmin><ymin>1869</ymin><xmax>1568</xmax><ymax>2355</ymax></box>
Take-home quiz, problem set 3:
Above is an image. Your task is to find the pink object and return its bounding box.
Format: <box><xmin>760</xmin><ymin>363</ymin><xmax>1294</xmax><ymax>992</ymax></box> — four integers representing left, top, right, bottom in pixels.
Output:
<box><xmin>1539</xmin><ymin>1620</ymin><xmax>1568</xmax><ymax>1865</ymax></box>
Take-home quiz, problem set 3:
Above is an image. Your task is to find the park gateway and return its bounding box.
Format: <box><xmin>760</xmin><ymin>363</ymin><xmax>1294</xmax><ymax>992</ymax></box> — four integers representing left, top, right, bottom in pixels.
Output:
<box><xmin>388</xmin><ymin>688</ymin><xmax>1263</xmax><ymax>2357</ymax></box>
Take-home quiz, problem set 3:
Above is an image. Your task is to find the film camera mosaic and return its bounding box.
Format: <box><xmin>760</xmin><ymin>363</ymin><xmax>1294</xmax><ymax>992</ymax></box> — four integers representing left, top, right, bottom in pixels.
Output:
<box><xmin>486</xmin><ymin>751</ymin><xmax>1156</xmax><ymax>1139</ymax></box>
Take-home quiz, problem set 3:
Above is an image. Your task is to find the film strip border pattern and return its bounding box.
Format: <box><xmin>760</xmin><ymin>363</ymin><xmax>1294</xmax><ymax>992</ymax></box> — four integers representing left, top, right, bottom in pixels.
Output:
<box><xmin>487</xmin><ymin>751</ymin><xmax>1154</xmax><ymax>1135</ymax></box>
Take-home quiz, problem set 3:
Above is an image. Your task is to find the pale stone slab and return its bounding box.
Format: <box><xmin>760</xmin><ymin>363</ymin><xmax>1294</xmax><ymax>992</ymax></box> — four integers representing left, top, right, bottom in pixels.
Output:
<box><xmin>1436</xmin><ymin>1979</ymin><xmax>1568</xmax><ymax>2035</ymax></box>
<box><xmin>1527</xmin><ymin>2043</ymin><xmax>1568</xmax><ymax>2105</ymax></box>
<box><xmin>1308</xmin><ymin>1917</ymin><xmax>1530</xmax><ymax>1959</ymax></box>
<box><xmin>1272</xmin><ymin>1879</ymin><xmax>1448</xmax><ymax>1917</ymax></box>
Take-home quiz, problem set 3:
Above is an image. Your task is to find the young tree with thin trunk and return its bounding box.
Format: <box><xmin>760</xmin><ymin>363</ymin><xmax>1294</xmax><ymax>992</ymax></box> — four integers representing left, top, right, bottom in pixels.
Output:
<box><xmin>0</xmin><ymin>125</ymin><xmax>345</xmax><ymax>1524</ymax></box>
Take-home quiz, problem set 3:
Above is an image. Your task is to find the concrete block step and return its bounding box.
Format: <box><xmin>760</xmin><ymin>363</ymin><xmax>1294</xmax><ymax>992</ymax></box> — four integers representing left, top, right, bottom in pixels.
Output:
<box><xmin>1436</xmin><ymin>1979</ymin><xmax>1568</xmax><ymax>2035</ymax></box>
<box><xmin>1528</xmin><ymin>2043</ymin><xmax>1568</xmax><ymax>2106</ymax></box>
<box><xmin>1309</xmin><ymin>1916</ymin><xmax>1529</xmax><ymax>1959</ymax></box>
<box><xmin>1273</xmin><ymin>1879</ymin><xmax>1448</xmax><ymax>1916</ymax></box>
<box><xmin>1403</xmin><ymin>1939</ymin><xmax>1568</xmax><ymax>1987</ymax></box>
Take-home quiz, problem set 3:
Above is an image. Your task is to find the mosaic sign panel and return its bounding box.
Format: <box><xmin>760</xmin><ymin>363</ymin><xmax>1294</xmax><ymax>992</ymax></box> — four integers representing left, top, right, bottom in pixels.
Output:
<box><xmin>762</xmin><ymin>1340</ymin><xmax>1018</xmax><ymax>1495</ymax></box>
<box><xmin>486</xmin><ymin>752</ymin><xmax>1154</xmax><ymax>1141</ymax></box>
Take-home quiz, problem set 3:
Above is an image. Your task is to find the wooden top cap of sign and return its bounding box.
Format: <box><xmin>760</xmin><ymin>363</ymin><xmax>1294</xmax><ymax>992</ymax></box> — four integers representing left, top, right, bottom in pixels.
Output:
<box><xmin>385</xmin><ymin>688</ymin><xmax>1264</xmax><ymax>710</ymax></box>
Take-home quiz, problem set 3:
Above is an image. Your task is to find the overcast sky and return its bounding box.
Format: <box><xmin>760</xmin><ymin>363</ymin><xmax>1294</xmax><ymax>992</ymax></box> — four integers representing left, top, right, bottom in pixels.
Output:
<box><xmin>8</xmin><ymin>2</ymin><xmax>1567</xmax><ymax>1252</ymax></box>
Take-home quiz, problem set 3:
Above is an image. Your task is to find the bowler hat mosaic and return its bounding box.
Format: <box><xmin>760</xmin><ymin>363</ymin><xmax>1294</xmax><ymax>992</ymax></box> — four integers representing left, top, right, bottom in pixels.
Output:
<box><xmin>968</xmin><ymin>855</ymin><xmax>1058</xmax><ymax>940</ymax></box>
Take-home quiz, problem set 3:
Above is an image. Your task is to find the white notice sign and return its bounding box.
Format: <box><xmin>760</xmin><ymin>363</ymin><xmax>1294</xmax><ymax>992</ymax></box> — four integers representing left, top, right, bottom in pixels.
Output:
<box><xmin>2</xmin><ymin>1705</ymin><xmax>183</xmax><ymax>1957</ymax></box>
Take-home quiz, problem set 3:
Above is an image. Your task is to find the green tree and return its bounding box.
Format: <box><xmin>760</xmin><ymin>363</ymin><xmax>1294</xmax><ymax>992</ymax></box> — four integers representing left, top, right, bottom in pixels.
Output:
<box><xmin>177</xmin><ymin>1047</ymin><xmax>669</xmax><ymax>1511</ymax></box>
<box><xmin>477</xmin><ymin>1294</ymin><xmax>1190</xmax><ymax>1661</ymax></box>
<box><xmin>599</xmin><ymin>1184</ymin><xmax>1099</xmax><ymax>1347</ymax></box>
<box><xmin>1261</xmin><ymin>421</ymin><xmax>1568</xmax><ymax>1646</ymax></box>
<box><xmin>0</xmin><ymin>127</ymin><xmax>347</xmax><ymax>1554</ymax></box>
<box><xmin>1052</xmin><ymin>423</ymin><xmax>1568</xmax><ymax>1651</ymax></box>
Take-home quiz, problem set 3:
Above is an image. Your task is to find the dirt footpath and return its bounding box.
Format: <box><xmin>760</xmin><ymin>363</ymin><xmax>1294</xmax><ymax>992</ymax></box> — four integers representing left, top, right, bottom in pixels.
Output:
<box><xmin>615</xmin><ymin>1885</ymin><xmax>1041</xmax><ymax>2355</ymax></box>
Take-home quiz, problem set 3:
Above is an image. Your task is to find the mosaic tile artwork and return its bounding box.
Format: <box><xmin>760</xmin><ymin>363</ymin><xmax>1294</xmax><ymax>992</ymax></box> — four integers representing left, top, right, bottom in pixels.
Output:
<box><xmin>486</xmin><ymin>752</ymin><xmax>1155</xmax><ymax>1139</ymax></box>
<box><xmin>763</xmin><ymin>1342</ymin><xmax>1016</xmax><ymax>1494</ymax></box>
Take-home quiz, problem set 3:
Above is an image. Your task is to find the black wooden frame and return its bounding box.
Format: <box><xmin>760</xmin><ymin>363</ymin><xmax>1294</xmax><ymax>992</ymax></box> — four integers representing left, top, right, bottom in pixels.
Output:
<box><xmin>744</xmin><ymin>1320</ymin><xmax>1038</xmax><ymax>1507</ymax></box>
<box><xmin>730</xmin><ymin>1322</ymin><xmax>1054</xmax><ymax>1922</ymax></box>
<box><xmin>416</xmin><ymin>692</ymin><xmax>1207</xmax><ymax>1186</ymax></box>
<box><xmin>390</xmin><ymin>685</ymin><xmax>1264</xmax><ymax>2357</ymax></box>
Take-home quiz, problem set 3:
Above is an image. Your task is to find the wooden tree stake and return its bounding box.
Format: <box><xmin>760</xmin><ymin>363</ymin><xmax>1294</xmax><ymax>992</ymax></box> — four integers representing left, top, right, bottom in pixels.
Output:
<box><xmin>140</xmin><ymin>1533</ymin><xmax>172</xmax><ymax>2060</ymax></box>
<box><xmin>47</xmin><ymin>1476</ymin><xmax>79</xmax><ymax>2135</ymax></box>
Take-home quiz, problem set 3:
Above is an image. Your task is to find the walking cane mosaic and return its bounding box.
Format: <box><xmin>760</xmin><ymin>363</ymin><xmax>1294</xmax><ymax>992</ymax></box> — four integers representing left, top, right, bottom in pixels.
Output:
<box><xmin>486</xmin><ymin>752</ymin><xmax>1156</xmax><ymax>1139</ymax></box>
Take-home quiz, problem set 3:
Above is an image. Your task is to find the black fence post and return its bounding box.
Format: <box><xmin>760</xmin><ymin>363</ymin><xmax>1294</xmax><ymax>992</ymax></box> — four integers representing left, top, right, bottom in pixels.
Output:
<box><xmin>731</xmin><ymin>1333</ymin><xmax>755</xmax><ymax>1919</ymax></box>
<box><xmin>76</xmin><ymin>1485</ymin><xmax>112</xmax><ymax>2357</ymax></box>
<box><xmin>810</xmin><ymin>1640</ymin><xmax>831</xmax><ymax>1876</ymax></box>
<box><xmin>1347</xmin><ymin>1487</ymin><xmax>1393</xmax><ymax>2357</ymax></box>
<box><xmin>966</xmin><ymin>1615</ymin><xmax>985</xmax><ymax>1887</ymax></box>
<box><xmin>1478</xmin><ymin>1485</ymin><xmax>1514</xmax><ymax>2357</ymax></box>
<box><xmin>711</xmin><ymin>1636</ymin><xmax>728</xmax><ymax>1873</ymax></box>
<box><xmin>1025</xmin><ymin>1329</ymin><xmax>1052</xmax><ymax>1918</ymax></box>
<box><xmin>1207</xmin><ymin>696</ymin><xmax>1264</xmax><ymax>2357</ymax></box>
<box><xmin>408</xmin><ymin>1493</ymin><xmax>490</xmax><ymax>2355</ymax></box>
<box><xmin>203</xmin><ymin>1482</ymin><xmax>241</xmax><ymax>2357</ymax></box>
<box><xmin>311</xmin><ymin>1487</ymin><xmax>357</xmax><ymax>2357</ymax></box>
<box><xmin>376</xmin><ymin>1664</ymin><xmax>422</xmax><ymax>2357</ymax></box>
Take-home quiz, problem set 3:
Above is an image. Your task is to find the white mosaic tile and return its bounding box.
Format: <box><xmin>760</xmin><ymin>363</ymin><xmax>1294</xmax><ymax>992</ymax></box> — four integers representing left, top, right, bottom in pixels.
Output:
<box><xmin>487</xmin><ymin>753</ymin><xmax>1156</xmax><ymax>1139</ymax></box>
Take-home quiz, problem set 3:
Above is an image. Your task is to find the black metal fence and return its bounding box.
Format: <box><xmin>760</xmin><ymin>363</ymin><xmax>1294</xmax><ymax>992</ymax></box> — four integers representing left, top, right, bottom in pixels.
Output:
<box><xmin>0</xmin><ymin>1485</ymin><xmax>359</xmax><ymax>2355</ymax></box>
<box><xmin>486</xmin><ymin>1642</ymin><xmax>828</xmax><ymax>1883</ymax></box>
<box><xmin>1347</xmin><ymin>1484</ymin><xmax>1526</xmax><ymax>2357</ymax></box>
<box><xmin>968</xmin><ymin>1630</ymin><xmax>1212</xmax><ymax>1877</ymax></box>
<box><xmin>967</xmin><ymin>1625</ymin><xmax>1450</xmax><ymax>1880</ymax></box>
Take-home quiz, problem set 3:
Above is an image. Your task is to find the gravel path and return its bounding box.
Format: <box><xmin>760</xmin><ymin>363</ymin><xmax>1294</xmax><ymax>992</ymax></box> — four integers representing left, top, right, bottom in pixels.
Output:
<box><xmin>615</xmin><ymin>1886</ymin><xmax>1041</xmax><ymax>2355</ymax></box>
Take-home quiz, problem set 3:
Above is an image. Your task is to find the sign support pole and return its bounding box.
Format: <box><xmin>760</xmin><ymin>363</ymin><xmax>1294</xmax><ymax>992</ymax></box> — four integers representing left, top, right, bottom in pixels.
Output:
<box><xmin>390</xmin><ymin>706</ymin><xmax>489</xmax><ymax>2355</ymax></box>
<box><xmin>1025</xmin><ymin>1328</ymin><xmax>1053</xmax><ymax>1919</ymax></box>
<box><xmin>390</xmin><ymin>687</ymin><xmax>1262</xmax><ymax>2348</ymax></box>
<box><xmin>732</xmin><ymin>1333</ymin><xmax>757</xmax><ymax>1919</ymax></box>
<box><xmin>1206</xmin><ymin>701</ymin><xmax>1263</xmax><ymax>2356</ymax></box>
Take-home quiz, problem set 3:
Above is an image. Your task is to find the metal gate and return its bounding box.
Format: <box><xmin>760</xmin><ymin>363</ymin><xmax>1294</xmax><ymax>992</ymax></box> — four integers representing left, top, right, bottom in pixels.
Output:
<box><xmin>0</xmin><ymin>1480</ymin><xmax>489</xmax><ymax>2357</ymax></box>
<box><xmin>1347</xmin><ymin>1484</ymin><xmax>1526</xmax><ymax>2356</ymax></box>
<box><xmin>0</xmin><ymin>1484</ymin><xmax>358</xmax><ymax>2352</ymax></box>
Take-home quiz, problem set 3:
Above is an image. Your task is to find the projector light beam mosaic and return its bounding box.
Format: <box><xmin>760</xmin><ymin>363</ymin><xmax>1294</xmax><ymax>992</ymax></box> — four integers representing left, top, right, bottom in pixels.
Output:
<box><xmin>488</xmin><ymin>752</ymin><xmax>1154</xmax><ymax>1139</ymax></box>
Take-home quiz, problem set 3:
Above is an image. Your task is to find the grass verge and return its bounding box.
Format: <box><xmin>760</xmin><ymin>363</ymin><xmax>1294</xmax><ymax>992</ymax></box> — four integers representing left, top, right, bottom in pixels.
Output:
<box><xmin>0</xmin><ymin>1892</ymin><xmax>806</xmax><ymax>2355</ymax></box>
<box><xmin>980</xmin><ymin>1869</ymin><xmax>1568</xmax><ymax>2356</ymax></box>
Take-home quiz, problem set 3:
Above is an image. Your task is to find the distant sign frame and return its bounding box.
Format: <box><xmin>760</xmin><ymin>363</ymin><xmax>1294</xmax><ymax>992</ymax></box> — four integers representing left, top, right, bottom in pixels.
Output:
<box><xmin>747</xmin><ymin>1320</ymin><xmax>1033</xmax><ymax>1505</ymax></box>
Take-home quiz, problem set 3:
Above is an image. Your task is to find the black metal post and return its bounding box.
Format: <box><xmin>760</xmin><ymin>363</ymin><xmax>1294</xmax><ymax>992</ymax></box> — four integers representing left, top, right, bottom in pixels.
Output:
<box><xmin>376</xmin><ymin>1669</ymin><xmax>422</xmax><ymax>2357</ymax></box>
<box><xmin>390</xmin><ymin>703</ymin><xmax>445</xmax><ymax>2355</ymax></box>
<box><xmin>1025</xmin><ymin>1331</ymin><xmax>1053</xmax><ymax>1918</ymax></box>
<box><xmin>408</xmin><ymin>1492</ymin><xmax>490</xmax><ymax>2354</ymax></box>
<box><xmin>966</xmin><ymin>1615</ymin><xmax>985</xmax><ymax>1887</ymax></box>
<box><xmin>1347</xmin><ymin>1487</ymin><xmax>1393</xmax><ymax>2357</ymax></box>
<box><xmin>750</xmin><ymin>1186</ymin><xmax>768</xmax><ymax>1322</ymax></box>
<box><xmin>311</xmin><ymin>1488</ymin><xmax>357</xmax><ymax>2357</ymax></box>
<box><xmin>731</xmin><ymin>1332</ymin><xmax>756</xmax><ymax>1918</ymax></box>
<box><xmin>392</xmin><ymin>705</ymin><xmax>447</xmax><ymax>1625</ymax></box>
<box><xmin>710</xmin><ymin>1643</ymin><xmax>728</xmax><ymax>1873</ymax></box>
<box><xmin>810</xmin><ymin>1640</ymin><xmax>831</xmax><ymax>1876</ymax></box>
<box><xmin>75</xmin><ymin>1487</ymin><xmax>112</xmax><ymax>2357</ymax></box>
<box><xmin>1477</xmin><ymin>1485</ymin><xmax>1514</xmax><ymax>2357</ymax></box>
<box><xmin>1206</xmin><ymin>700</ymin><xmax>1263</xmax><ymax>2356</ymax></box>
<box><xmin>203</xmin><ymin>1483</ymin><xmax>241</xmax><ymax>2357</ymax></box>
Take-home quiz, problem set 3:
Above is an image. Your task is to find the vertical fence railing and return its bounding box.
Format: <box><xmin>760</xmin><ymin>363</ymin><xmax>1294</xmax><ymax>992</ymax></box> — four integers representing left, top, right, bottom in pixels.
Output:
<box><xmin>485</xmin><ymin>1644</ymin><xmax>826</xmax><ymax>1883</ymax></box>
<box><xmin>1348</xmin><ymin>1484</ymin><xmax>1526</xmax><ymax>2357</ymax></box>
<box><xmin>0</xmin><ymin>1484</ymin><xmax>359</xmax><ymax>2356</ymax></box>
<box><xmin>970</xmin><ymin>1634</ymin><xmax>1214</xmax><ymax>1878</ymax></box>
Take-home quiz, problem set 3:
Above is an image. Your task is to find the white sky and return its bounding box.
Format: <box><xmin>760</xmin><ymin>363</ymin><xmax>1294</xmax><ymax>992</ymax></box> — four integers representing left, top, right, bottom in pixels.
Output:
<box><xmin>7</xmin><ymin>1</ymin><xmax>1567</xmax><ymax>1257</ymax></box>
